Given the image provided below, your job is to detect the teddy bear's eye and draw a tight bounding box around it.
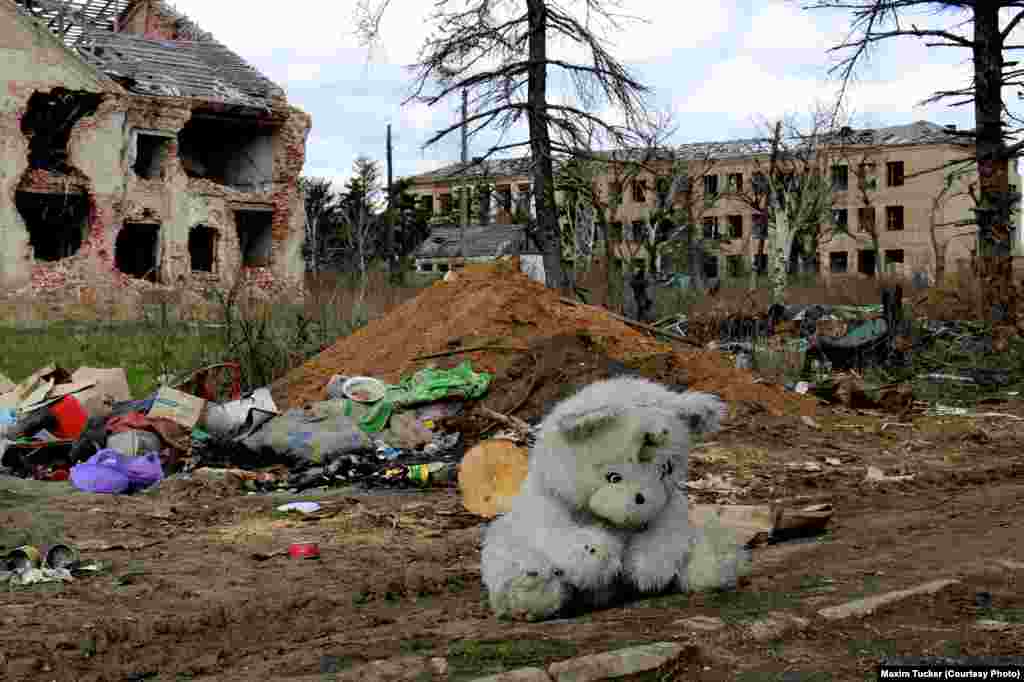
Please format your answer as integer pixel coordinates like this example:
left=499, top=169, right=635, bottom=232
left=606, top=472, right=622, bottom=484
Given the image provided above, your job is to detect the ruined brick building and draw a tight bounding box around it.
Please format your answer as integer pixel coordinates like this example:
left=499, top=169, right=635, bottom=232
left=1, top=0, right=310, bottom=313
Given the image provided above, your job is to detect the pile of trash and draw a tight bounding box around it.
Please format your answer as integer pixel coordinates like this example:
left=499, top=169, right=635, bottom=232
left=1, top=360, right=487, bottom=495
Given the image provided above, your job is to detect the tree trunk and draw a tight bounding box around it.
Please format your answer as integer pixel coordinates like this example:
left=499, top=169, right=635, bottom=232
left=973, top=4, right=1016, bottom=324
left=526, top=0, right=565, bottom=291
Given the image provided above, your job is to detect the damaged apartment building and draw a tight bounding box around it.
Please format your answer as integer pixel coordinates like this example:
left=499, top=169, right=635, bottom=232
left=0, top=0, right=310, bottom=312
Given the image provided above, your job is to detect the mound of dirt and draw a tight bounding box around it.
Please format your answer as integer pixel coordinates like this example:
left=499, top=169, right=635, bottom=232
left=271, top=261, right=815, bottom=422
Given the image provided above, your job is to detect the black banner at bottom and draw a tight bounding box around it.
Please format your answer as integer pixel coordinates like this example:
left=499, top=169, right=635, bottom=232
left=879, top=657, right=1024, bottom=681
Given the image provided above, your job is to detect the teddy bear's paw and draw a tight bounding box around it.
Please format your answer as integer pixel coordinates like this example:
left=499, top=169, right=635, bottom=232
left=494, top=571, right=570, bottom=622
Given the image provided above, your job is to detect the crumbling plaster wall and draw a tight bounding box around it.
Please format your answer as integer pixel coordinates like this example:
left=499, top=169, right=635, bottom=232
left=0, top=0, right=114, bottom=291
left=0, top=17, right=311, bottom=310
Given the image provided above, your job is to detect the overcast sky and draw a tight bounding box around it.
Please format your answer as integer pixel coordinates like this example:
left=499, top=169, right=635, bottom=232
left=168, top=0, right=1018, bottom=189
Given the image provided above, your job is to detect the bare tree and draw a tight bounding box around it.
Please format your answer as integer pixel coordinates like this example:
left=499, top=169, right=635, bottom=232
left=358, top=0, right=652, bottom=291
left=803, top=0, right=1024, bottom=324
left=299, top=176, right=340, bottom=277
left=759, top=113, right=836, bottom=304
left=928, top=162, right=981, bottom=282
left=337, top=157, right=385, bottom=313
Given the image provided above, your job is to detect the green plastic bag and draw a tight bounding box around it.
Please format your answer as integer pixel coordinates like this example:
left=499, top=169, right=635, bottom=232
left=340, top=361, right=492, bottom=434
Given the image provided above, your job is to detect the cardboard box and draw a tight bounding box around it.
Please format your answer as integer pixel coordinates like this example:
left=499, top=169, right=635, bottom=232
left=148, top=386, right=206, bottom=429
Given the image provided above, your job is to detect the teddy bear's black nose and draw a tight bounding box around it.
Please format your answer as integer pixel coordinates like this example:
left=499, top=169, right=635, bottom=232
left=635, top=493, right=645, bottom=505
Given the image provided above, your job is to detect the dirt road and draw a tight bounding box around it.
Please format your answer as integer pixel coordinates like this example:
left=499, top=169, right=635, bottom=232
left=2, top=403, right=1022, bottom=681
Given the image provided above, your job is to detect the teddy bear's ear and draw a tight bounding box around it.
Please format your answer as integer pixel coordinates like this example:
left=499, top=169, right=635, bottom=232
left=674, top=392, right=727, bottom=435
left=556, top=404, right=624, bottom=441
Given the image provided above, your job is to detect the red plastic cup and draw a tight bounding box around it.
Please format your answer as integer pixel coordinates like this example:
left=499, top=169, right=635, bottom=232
left=288, top=542, right=320, bottom=559
left=50, top=396, right=88, bottom=439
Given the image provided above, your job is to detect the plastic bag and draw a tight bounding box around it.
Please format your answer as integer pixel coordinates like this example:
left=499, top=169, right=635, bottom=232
left=240, top=409, right=373, bottom=467
left=69, top=449, right=163, bottom=494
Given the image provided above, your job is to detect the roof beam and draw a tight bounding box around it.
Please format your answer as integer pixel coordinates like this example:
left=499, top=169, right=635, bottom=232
left=23, top=0, right=114, bottom=37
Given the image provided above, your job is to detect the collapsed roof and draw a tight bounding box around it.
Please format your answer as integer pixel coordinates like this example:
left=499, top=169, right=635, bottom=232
left=13, top=0, right=285, bottom=109
left=413, top=224, right=539, bottom=259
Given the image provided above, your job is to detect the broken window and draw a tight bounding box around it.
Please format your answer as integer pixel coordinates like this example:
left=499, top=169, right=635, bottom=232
left=497, top=185, right=512, bottom=212
left=178, top=113, right=275, bottom=191
left=858, top=249, right=877, bottom=276
left=21, top=88, right=102, bottom=171
left=418, top=262, right=433, bottom=272
left=235, top=209, right=273, bottom=267
left=133, top=131, right=173, bottom=180
left=886, top=161, right=905, bottom=187
left=189, top=225, right=217, bottom=272
left=832, top=208, right=848, bottom=231
left=726, top=215, right=743, bottom=239
left=115, top=223, right=160, bottom=282
left=703, top=254, right=719, bottom=279
left=727, top=173, right=743, bottom=193
left=886, top=205, right=905, bottom=231
left=703, top=175, right=718, bottom=206
left=829, top=251, right=848, bottom=273
left=726, top=255, right=743, bottom=277
left=15, top=191, right=90, bottom=261
left=478, top=186, right=492, bottom=225
left=885, top=249, right=905, bottom=271
left=702, top=216, right=719, bottom=239
left=831, top=165, right=849, bottom=191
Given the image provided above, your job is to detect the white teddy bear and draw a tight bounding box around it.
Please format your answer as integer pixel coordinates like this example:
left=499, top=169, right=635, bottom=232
left=481, top=376, right=752, bottom=621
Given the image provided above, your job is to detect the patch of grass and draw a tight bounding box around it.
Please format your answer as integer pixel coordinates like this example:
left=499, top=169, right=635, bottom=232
left=400, top=638, right=439, bottom=656
left=704, top=589, right=800, bottom=624
left=0, top=509, right=66, bottom=550
left=942, top=640, right=964, bottom=658
left=447, top=639, right=578, bottom=681
left=846, top=637, right=897, bottom=659
left=112, top=560, right=147, bottom=587
left=797, top=575, right=834, bottom=591
left=352, top=590, right=372, bottom=606
left=446, top=574, right=466, bottom=593
left=979, top=607, right=1024, bottom=623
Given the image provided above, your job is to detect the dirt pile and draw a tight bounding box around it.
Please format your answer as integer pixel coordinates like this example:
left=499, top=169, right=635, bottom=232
left=270, top=261, right=816, bottom=421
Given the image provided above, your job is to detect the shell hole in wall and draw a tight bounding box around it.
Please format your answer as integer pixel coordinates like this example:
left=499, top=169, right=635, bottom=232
left=133, top=133, right=172, bottom=179
left=178, top=112, right=277, bottom=192
left=15, top=190, right=90, bottom=261
left=115, top=223, right=160, bottom=282
left=21, top=89, right=103, bottom=172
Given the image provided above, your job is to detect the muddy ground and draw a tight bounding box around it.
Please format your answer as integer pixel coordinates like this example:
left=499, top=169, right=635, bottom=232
left=2, top=399, right=1023, bottom=682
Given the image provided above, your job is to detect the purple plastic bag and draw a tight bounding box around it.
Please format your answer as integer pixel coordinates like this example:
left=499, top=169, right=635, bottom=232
left=123, top=452, right=164, bottom=489
left=70, top=449, right=163, bottom=494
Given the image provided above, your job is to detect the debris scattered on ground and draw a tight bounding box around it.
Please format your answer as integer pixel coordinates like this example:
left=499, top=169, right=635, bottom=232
left=865, top=465, right=915, bottom=484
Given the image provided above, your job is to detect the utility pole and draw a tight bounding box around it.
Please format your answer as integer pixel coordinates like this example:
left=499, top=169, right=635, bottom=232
left=385, top=123, right=396, bottom=281
left=459, top=89, right=469, bottom=230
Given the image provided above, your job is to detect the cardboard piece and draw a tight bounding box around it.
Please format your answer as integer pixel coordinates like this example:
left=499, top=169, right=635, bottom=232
left=689, top=504, right=775, bottom=547
left=148, top=386, right=206, bottom=429
left=458, top=439, right=531, bottom=518
left=0, top=365, right=95, bottom=414
left=71, top=367, right=132, bottom=418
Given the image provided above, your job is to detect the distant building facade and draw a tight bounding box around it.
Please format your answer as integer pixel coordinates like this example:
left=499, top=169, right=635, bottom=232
left=403, top=121, right=1022, bottom=283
